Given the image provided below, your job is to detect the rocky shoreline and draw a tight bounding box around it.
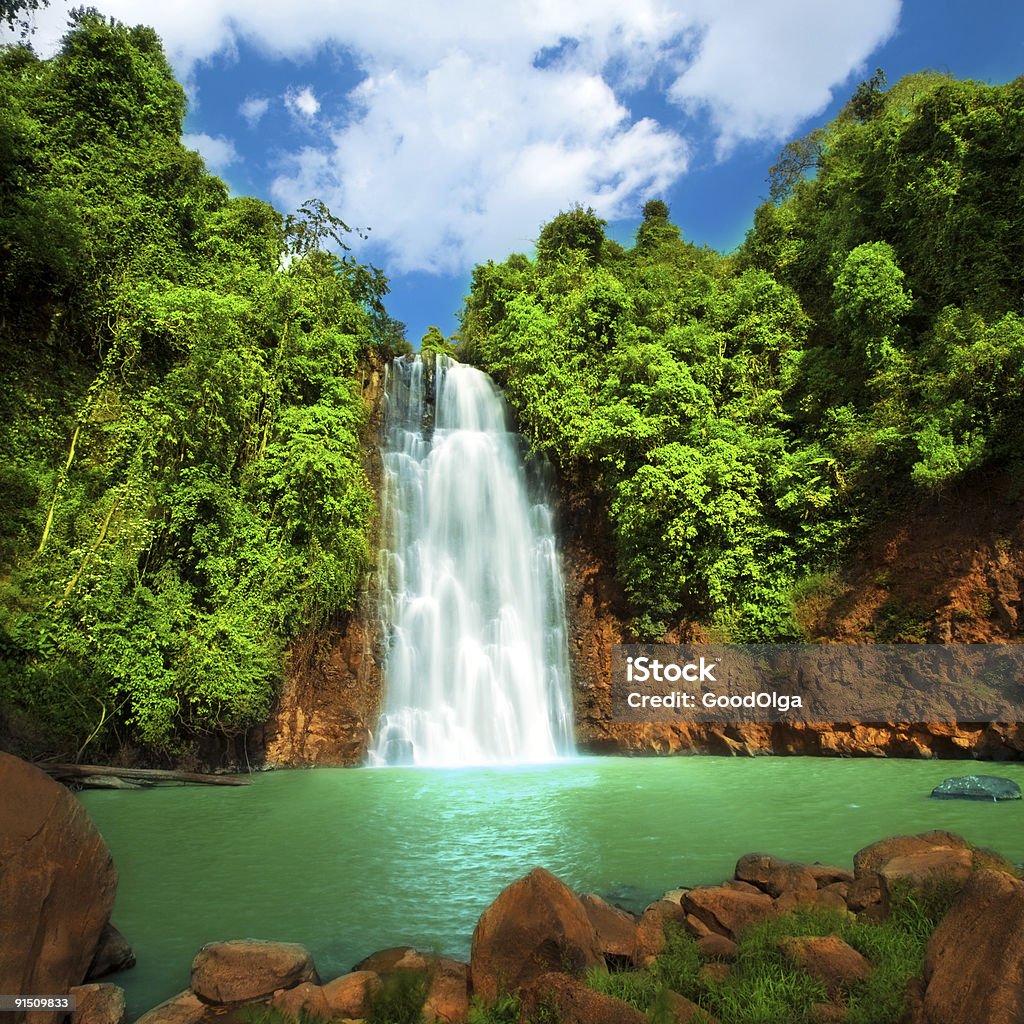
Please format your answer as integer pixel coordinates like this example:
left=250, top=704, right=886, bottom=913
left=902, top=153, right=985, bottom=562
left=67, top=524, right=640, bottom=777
left=4, top=751, right=1023, bottom=1024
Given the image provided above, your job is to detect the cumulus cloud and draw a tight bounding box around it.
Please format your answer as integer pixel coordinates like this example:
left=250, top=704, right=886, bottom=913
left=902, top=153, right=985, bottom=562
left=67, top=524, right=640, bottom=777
left=239, top=95, right=270, bottom=126
left=284, top=85, right=320, bottom=119
left=182, top=132, right=239, bottom=172
left=23, top=1, right=902, bottom=273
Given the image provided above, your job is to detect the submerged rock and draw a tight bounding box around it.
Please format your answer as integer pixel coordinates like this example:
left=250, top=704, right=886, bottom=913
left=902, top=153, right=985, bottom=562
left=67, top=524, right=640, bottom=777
left=930, top=774, right=1021, bottom=801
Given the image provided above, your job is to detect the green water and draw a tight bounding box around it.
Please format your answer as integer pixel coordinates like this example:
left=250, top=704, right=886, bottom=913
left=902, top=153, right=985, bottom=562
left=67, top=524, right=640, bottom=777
left=79, top=757, right=1024, bottom=1019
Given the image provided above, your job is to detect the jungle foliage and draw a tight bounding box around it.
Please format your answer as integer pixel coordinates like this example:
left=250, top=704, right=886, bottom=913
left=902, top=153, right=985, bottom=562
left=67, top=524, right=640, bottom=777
left=0, top=12, right=401, bottom=757
left=459, top=72, right=1024, bottom=640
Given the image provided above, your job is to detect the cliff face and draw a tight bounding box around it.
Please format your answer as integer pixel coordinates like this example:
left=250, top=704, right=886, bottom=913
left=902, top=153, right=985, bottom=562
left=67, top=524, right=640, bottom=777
left=258, top=354, right=387, bottom=767
left=556, top=467, right=1024, bottom=760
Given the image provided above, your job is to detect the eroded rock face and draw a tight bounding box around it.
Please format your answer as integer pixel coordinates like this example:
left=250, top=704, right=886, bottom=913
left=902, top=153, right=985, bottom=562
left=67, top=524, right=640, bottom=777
left=923, top=869, right=1024, bottom=1024
left=190, top=940, right=318, bottom=1004
left=0, top=753, right=118, bottom=1024
left=469, top=868, right=604, bottom=1003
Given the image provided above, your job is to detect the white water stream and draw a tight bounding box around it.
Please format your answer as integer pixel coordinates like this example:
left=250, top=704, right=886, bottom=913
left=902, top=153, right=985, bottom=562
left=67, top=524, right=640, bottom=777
left=369, top=354, right=575, bottom=766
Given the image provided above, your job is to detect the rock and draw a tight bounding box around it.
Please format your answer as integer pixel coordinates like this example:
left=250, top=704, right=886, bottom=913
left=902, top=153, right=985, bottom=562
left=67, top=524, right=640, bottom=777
left=86, top=924, right=136, bottom=980
left=350, top=947, right=468, bottom=1022
left=469, top=869, right=604, bottom=1002
left=0, top=753, right=118, bottom=1024
left=682, top=886, right=775, bottom=941
left=923, top=868, right=1024, bottom=1024
left=778, top=936, right=871, bottom=999
left=580, top=894, right=638, bottom=962
left=684, top=913, right=712, bottom=940
left=68, top=984, right=126, bottom=1024
left=930, top=774, right=1021, bottom=801
left=853, top=832, right=971, bottom=878
left=520, top=972, right=647, bottom=1024
left=807, top=865, right=855, bottom=887
left=354, top=946, right=429, bottom=974
left=271, top=982, right=330, bottom=1019
left=844, top=875, right=882, bottom=913
left=633, top=900, right=687, bottom=965
left=878, top=848, right=974, bottom=909
left=322, top=971, right=382, bottom=1018
left=774, top=886, right=851, bottom=917
left=422, top=958, right=470, bottom=1024
left=190, top=939, right=318, bottom=1004
left=735, top=853, right=818, bottom=898
left=134, top=991, right=208, bottom=1024
left=662, top=989, right=719, bottom=1023
left=696, top=934, right=738, bottom=961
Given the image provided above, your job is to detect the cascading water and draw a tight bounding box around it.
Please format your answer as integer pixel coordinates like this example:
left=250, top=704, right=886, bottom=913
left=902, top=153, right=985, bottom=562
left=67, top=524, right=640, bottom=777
left=370, top=354, right=575, bottom=766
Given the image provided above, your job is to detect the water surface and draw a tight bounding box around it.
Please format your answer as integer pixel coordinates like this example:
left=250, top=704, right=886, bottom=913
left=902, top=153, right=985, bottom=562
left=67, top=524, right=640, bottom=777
left=80, top=756, right=1024, bottom=1018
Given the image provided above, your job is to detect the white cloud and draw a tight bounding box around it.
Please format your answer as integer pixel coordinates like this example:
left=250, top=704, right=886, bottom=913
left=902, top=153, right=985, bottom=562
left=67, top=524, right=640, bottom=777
left=284, top=85, right=320, bottom=119
left=239, top=96, right=270, bottom=126
left=22, top=1, right=902, bottom=273
left=182, top=132, right=239, bottom=172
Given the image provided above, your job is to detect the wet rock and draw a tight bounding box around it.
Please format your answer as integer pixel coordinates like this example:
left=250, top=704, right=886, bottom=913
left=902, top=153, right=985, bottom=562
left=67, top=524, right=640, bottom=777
left=469, top=868, right=604, bottom=1002
left=190, top=939, right=318, bottom=1004
left=520, top=972, right=646, bottom=1024
left=0, top=753, right=118, bottom=1024
left=778, top=935, right=871, bottom=998
left=68, top=984, right=126, bottom=1024
left=923, top=869, right=1024, bottom=1024
left=930, top=775, right=1021, bottom=801
left=86, top=924, right=135, bottom=981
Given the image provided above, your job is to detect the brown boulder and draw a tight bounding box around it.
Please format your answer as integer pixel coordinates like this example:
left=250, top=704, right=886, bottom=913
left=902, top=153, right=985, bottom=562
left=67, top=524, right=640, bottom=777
left=134, top=991, right=208, bottom=1024
left=422, top=958, right=470, bottom=1024
left=271, top=982, right=330, bottom=1019
left=580, top=894, right=638, bottom=961
left=735, top=853, right=818, bottom=897
left=682, top=886, right=775, bottom=941
left=470, top=868, right=604, bottom=1002
left=68, top=984, right=126, bottom=1024
left=0, top=753, right=118, bottom=1024
left=853, top=832, right=970, bottom=878
left=696, top=934, right=738, bottom=961
left=923, top=869, right=1024, bottom=1024
left=633, top=900, right=687, bottom=965
left=878, top=848, right=974, bottom=911
left=807, top=865, right=855, bottom=887
left=86, top=924, right=136, bottom=980
left=322, top=971, right=382, bottom=1018
left=778, top=935, right=871, bottom=999
left=354, top=946, right=428, bottom=973
left=190, top=940, right=318, bottom=1004
left=662, top=989, right=719, bottom=1023
left=520, top=972, right=646, bottom=1024
left=845, top=875, right=882, bottom=913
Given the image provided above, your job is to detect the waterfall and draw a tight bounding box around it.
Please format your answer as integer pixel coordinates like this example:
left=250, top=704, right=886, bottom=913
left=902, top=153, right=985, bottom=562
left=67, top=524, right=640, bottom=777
left=369, top=354, right=575, bottom=766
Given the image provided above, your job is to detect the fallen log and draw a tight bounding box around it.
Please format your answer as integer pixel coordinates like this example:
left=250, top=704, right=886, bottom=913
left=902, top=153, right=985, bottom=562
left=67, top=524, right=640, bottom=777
left=40, top=763, right=253, bottom=787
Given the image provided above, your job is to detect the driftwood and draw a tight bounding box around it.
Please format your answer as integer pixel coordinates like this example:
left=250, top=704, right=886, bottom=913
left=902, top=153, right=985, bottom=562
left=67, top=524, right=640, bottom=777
left=41, top=763, right=253, bottom=787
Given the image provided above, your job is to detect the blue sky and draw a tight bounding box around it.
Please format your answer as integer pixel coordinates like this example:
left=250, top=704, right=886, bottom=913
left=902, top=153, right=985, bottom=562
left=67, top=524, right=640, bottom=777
left=14, top=1, right=1024, bottom=346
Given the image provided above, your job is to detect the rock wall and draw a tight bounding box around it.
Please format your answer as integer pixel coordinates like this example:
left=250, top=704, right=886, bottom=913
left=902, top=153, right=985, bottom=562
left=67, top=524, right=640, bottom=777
left=555, top=467, right=1024, bottom=760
